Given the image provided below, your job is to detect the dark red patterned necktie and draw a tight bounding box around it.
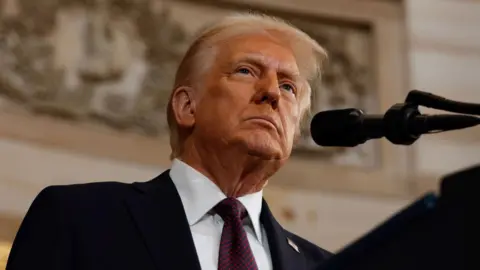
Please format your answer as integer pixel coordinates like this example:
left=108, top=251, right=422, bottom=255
left=214, top=197, right=259, bottom=270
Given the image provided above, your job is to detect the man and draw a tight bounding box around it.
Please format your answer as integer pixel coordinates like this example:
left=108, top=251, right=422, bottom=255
left=7, top=13, right=331, bottom=270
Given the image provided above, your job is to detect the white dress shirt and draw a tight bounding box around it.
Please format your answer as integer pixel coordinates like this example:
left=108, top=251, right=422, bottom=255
left=169, top=159, right=272, bottom=270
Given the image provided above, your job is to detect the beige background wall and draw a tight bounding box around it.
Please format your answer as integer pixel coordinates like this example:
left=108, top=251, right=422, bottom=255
left=0, top=0, right=479, bottom=255
left=407, top=0, right=480, bottom=180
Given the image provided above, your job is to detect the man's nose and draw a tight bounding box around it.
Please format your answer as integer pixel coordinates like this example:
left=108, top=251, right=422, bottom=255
left=253, top=74, right=281, bottom=109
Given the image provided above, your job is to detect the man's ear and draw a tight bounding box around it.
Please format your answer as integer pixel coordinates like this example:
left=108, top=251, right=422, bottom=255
left=171, top=86, right=197, bottom=128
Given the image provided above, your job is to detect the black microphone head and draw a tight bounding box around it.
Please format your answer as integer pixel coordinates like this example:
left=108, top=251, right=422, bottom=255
left=310, top=108, right=367, bottom=147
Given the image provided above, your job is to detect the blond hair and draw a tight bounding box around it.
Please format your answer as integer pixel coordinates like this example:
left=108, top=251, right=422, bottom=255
left=167, top=13, right=327, bottom=159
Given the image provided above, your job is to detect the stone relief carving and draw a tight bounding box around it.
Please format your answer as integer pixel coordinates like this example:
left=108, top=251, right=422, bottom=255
left=0, top=0, right=378, bottom=167
left=0, top=0, right=187, bottom=135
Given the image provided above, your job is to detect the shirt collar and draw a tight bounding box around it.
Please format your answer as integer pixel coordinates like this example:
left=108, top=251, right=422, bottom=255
left=169, top=158, right=264, bottom=243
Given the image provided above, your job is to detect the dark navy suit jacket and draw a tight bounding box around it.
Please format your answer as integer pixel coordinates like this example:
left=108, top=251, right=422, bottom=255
left=7, top=170, right=332, bottom=269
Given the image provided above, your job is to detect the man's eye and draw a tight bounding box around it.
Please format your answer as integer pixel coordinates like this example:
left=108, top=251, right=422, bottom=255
left=236, top=68, right=252, bottom=75
left=280, top=83, right=295, bottom=94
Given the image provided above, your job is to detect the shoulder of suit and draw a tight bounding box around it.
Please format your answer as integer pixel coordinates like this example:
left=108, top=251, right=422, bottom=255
left=283, top=229, right=333, bottom=260
left=35, top=181, right=136, bottom=208
left=43, top=181, right=132, bottom=194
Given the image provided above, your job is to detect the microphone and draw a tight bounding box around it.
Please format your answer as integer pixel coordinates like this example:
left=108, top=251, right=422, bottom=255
left=310, top=106, right=480, bottom=147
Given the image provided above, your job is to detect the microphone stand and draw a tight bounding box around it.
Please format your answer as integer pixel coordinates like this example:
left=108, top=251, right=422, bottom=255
left=382, top=90, right=480, bottom=145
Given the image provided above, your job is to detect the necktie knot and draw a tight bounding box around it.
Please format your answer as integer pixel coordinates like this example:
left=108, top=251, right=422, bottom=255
left=214, top=197, right=247, bottom=222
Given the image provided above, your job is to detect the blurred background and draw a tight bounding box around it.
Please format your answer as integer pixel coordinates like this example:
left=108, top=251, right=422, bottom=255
left=0, top=0, right=479, bottom=266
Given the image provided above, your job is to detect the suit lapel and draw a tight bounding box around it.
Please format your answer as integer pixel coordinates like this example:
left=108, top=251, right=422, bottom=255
left=261, top=199, right=307, bottom=270
left=125, top=171, right=201, bottom=270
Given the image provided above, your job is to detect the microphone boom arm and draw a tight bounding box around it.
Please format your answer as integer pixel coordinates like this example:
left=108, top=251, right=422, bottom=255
left=309, top=90, right=480, bottom=147
left=381, top=90, right=480, bottom=145
left=406, top=90, right=480, bottom=116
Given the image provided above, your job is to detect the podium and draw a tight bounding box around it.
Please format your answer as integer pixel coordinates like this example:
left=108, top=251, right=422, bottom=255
left=317, top=165, right=477, bottom=270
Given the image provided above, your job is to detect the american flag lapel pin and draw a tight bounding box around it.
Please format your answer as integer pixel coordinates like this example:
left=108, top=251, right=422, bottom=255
left=287, top=238, right=300, bottom=253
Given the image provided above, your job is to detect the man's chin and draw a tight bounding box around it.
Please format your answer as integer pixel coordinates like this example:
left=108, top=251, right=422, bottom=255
left=231, top=135, right=288, bottom=160
left=246, top=146, right=285, bottom=161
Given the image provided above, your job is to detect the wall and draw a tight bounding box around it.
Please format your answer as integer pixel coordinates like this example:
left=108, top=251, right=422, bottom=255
left=407, top=0, right=480, bottom=185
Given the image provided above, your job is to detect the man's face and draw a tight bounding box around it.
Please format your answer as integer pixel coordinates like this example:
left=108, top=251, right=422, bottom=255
left=192, top=32, right=303, bottom=160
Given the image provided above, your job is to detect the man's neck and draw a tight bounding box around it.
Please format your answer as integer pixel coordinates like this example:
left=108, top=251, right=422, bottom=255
left=179, top=140, right=283, bottom=198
